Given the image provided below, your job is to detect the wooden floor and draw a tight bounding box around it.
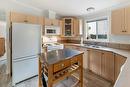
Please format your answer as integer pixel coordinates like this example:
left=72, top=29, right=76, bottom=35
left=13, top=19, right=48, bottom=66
left=0, top=61, right=113, bottom=87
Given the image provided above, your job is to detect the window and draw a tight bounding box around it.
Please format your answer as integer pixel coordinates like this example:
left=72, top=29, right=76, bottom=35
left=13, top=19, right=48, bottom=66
left=86, top=19, right=108, bottom=40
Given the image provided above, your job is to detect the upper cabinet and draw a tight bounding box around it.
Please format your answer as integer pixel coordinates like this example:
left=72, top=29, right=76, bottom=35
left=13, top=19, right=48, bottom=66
left=45, top=18, right=59, bottom=26
left=10, top=12, right=44, bottom=25
left=61, top=17, right=79, bottom=37
left=111, top=6, right=130, bottom=35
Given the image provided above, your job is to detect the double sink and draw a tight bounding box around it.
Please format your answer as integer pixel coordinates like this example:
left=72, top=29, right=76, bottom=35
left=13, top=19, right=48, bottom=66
left=82, top=44, right=101, bottom=48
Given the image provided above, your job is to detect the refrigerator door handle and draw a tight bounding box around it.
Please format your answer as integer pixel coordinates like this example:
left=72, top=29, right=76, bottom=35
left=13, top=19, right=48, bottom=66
left=13, top=56, right=37, bottom=62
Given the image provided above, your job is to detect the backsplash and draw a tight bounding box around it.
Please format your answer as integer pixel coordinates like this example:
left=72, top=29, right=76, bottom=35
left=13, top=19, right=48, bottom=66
left=42, top=36, right=68, bottom=43
left=58, top=37, right=130, bottom=50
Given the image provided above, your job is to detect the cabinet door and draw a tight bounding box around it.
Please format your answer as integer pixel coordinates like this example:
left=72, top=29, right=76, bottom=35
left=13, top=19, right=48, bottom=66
left=52, top=19, right=59, bottom=26
left=62, top=18, right=74, bottom=37
left=10, top=12, right=27, bottom=23
left=38, top=17, right=45, bottom=25
left=111, top=8, right=125, bottom=34
left=101, top=52, right=115, bottom=82
left=45, top=19, right=52, bottom=26
left=27, top=15, right=38, bottom=24
left=74, top=19, right=79, bottom=36
left=59, top=20, right=63, bottom=36
left=125, top=6, right=130, bottom=34
left=79, top=47, right=88, bottom=69
left=89, top=49, right=102, bottom=75
left=0, top=38, right=5, bottom=56
left=115, top=54, right=126, bottom=81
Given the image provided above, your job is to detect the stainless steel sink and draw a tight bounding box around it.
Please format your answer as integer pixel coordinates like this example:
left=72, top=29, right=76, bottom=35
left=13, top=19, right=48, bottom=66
left=91, top=45, right=100, bottom=48
left=83, top=44, right=101, bottom=48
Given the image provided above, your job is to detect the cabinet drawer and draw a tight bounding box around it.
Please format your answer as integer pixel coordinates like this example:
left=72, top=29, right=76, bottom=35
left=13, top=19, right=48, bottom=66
left=71, top=55, right=81, bottom=65
left=53, top=59, right=70, bottom=73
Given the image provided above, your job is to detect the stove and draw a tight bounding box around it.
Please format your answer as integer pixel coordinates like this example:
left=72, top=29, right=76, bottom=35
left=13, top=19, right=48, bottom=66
left=43, top=43, right=64, bottom=52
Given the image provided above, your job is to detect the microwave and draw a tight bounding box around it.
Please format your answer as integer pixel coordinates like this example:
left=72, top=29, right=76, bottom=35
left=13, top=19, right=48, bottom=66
left=45, top=26, right=60, bottom=35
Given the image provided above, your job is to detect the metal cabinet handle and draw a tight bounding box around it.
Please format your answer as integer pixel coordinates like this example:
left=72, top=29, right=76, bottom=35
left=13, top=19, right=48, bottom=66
left=24, top=20, right=28, bottom=23
left=122, top=30, right=127, bottom=32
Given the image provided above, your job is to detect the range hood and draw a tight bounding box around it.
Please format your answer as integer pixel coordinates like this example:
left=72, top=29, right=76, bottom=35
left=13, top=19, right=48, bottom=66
left=45, top=10, right=56, bottom=19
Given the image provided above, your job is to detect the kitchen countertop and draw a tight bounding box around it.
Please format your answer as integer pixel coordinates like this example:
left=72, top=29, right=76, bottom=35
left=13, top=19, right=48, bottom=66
left=63, top=43, right=130, bottom=87
left=39, top=48, right=83, bottom=65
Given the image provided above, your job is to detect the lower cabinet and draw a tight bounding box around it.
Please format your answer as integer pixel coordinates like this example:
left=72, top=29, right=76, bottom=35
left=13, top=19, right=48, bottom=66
left=88, top=49, right=126, bottom=83
left=114, top=54, right=126, bottom=81
left=88, top=49, right=102, bottom=75
left=101, top=51, right=115, bottom=82
left=65, top=45, right=126, bottom=83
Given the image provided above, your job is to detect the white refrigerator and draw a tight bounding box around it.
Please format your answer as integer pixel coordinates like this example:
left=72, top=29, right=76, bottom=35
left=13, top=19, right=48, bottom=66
left=11, top=23, right=41, bottom=86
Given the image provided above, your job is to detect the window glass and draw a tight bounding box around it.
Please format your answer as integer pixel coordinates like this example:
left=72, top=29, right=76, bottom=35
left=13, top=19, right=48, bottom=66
left=87, top=22, right=96, bottom=39
left=97, top=20, right=108, bottom=39
left=86, top=19, right=108, bottom=40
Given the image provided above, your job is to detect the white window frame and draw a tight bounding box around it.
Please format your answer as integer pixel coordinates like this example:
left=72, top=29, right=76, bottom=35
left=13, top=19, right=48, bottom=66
left=86, top=18, right=109, bottom=42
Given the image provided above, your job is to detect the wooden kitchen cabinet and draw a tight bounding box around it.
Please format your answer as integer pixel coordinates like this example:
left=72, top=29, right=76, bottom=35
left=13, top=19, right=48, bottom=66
left=59, top=20, right=63, bottom=36
left=111, top=8, right=124, bottom=34
left=73, top=18, right=80, bottom=36
left=88, top=49, right=102, bottom=75
left=125, top=6, right=130, bottom=34
left=101, top=51, right=115, bottom=82
left=111, top=6, right=130, bottom=35
left=62, top=17, right=79, bottom=37
left=0, top=38, right=5, bottom=57
left=38, top=17, right=45, bottom=25
left=45, top=18, right=59, bottom=26
left=10, top=12, right=39, bottom=24
left=88, top=49, right=115, bottom=82
left=114, top=54, right=126, bottom=81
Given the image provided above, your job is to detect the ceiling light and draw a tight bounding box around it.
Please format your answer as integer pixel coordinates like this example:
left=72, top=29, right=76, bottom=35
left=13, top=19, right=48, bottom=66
left=86, top=7, right=95, bottom=12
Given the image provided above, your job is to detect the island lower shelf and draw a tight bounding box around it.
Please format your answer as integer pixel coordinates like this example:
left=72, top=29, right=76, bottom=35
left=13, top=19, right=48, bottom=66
left=38, top=51, right=83, bottom=87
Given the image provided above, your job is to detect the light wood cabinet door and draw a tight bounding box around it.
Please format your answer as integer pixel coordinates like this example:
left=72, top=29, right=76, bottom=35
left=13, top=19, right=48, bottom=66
left=115, top=54, right=126, bottom=81
left=45, top=19, right=59, bottom=26
left=10, top=12, right=27, bottom=23
left=59, top=20, right=63, bottom=36
left=89, top=49, right=102, bottom=75
left=125, top=6, right=130, bottom=34
left=27, top=15, right=38, bottom=24
left=52, top=19, right=59, bottom=26
left=10, top=12, right=39, bottom=24
left=111, top=8, right=125, bottom=34
left=0, top=38, right=5, bottom=57
left=73, top=18, right=79, bottom=36
left=38, top=17, right=45, bottom=25
left=101, top=51, right=115, bottom=82
left=45, top=18, right=52, bottom=26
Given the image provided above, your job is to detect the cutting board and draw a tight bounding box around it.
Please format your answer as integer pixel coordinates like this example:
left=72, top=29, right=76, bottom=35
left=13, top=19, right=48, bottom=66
left=0, top=38, right=5, bottom=57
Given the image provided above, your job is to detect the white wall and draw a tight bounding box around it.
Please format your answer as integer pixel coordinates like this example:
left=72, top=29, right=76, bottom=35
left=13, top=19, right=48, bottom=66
left=0, top=0, right=43, bottom=16
left=83, top=2, right=130, bottom=44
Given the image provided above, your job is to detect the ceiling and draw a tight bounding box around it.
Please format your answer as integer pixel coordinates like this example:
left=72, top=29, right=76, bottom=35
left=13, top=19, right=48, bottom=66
left=14, top=0, right=129, bottom=16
